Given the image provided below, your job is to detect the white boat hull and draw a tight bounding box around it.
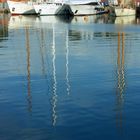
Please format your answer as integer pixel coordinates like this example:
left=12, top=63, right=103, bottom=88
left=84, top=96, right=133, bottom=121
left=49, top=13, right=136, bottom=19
left=115, top=7, right=136, bottom=17
left=65, top=2, right=106, bottom=16
left=33, top=3, right=73, bottom=16
left=7, top=0, right=36, bottom=15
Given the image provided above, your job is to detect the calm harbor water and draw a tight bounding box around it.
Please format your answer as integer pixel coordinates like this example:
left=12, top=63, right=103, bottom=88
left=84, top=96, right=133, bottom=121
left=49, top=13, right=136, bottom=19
left=1, top=13, right=140, bottom=140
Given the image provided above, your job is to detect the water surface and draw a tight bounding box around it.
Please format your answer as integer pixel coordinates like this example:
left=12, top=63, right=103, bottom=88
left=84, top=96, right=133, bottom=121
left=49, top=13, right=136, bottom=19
left=0, top=14, right=140, bottom=140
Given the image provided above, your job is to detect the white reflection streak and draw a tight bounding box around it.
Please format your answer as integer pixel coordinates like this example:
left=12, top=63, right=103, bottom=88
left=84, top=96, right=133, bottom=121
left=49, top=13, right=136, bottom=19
left=52, top=25, right=57, bottom=126
left=66, top=29, right=70, bottom=95
left=40, top=29, right=46, bottom=76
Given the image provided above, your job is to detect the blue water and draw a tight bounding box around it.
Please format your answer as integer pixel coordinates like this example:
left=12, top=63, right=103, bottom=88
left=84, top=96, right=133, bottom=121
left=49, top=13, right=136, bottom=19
left=1, top=14, right=140, bottom=140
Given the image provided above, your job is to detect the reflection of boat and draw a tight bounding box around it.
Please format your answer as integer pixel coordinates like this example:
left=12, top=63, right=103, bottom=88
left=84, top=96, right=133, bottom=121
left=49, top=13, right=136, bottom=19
left=7, top=0, right=36, bottom=15
left=8, top=15, right=73, bottom=30
left=56, top=15, right=73, bottom=23
left=71, top=15, right=105, bottom=24
left=36, top=15, right=73, bottom=23
left=65, top=0, right=106, bottom=16
left=115, top=16, right=136, bottom=24
left=8, top=15, right=37, bottom=29
left=33, top=0, right=73, bottom=16
left=71, top=15, right=96, bottom=23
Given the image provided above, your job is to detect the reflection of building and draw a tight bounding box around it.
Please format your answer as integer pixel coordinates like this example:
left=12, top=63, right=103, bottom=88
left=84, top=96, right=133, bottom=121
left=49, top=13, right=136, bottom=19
left=116, top=32, right=125, bottom=133
left=0, top=14, right=9, bottom=38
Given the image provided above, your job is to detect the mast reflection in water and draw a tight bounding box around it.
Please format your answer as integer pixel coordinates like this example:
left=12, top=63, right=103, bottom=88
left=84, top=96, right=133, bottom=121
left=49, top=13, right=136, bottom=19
left=0, top=14, right=9, bottom=38
left=25, top=26, right=32, bottom=114
left=116, top=32, right=126, bottom=133
left=51, top=24, right=57, bottom=126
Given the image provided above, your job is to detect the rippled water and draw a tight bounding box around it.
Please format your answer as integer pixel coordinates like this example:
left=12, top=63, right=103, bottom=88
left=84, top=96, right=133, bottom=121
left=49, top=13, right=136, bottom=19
left=1, top=13, right=140, bottom=140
